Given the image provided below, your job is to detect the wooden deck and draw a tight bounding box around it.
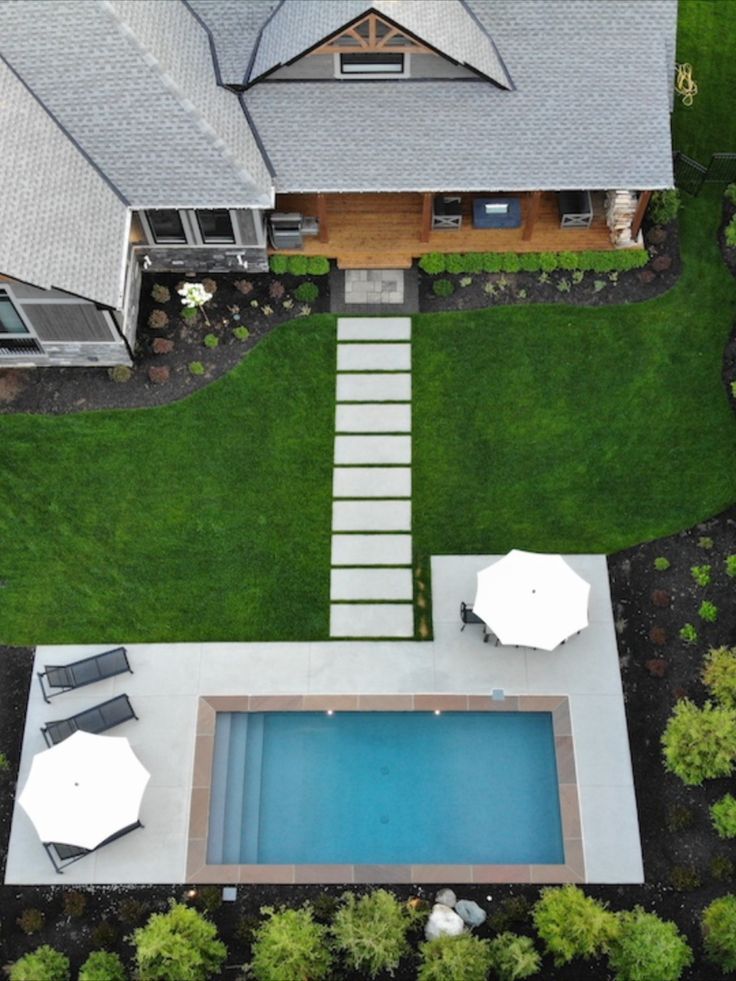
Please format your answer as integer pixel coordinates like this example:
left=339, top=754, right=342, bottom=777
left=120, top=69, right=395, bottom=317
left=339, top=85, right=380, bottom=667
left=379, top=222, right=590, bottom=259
left=273, top=192, right=613, bottom=268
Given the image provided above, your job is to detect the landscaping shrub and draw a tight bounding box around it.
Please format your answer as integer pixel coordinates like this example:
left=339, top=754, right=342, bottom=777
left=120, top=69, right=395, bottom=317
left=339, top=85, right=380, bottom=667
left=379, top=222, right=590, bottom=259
left=17, top=907, right=45, bottom=934
left=0, top=749, right=9, bottom=769
left=432, top=278, right=455, bottom=296
left=232, top=325, right=250, bottom=341
left=193, top=885, right=222, bottom=917
left=463, top=252, right=486, bottom=273
left=78, top=950, right=126, bottom=981
left=331, top=889, right=413, bottom=977
left=10, top=946, right=70, bottom=981
left=519, top=252, right=541, bottom=272
left=268, top=254, right=288, bottom=274
left=417, top=934, right=493, bottom=981
left=661, top=699, right=736, bottom=785
left=203, top=333, right=218, bottom=349
left=132, top=902, right=227, bottom=981
left=726, top=216, right=736, bottom=248
left=250, top=906, right=332, bottom=981
left=649, top=189, right=681, bottom=225
left=147, top=309, right=169, bottom=330
left=181, top=306, right=197, bottom=320
left=699, top=600, right=718, bottom=622
left=459, top=276, right=473, bottom=287
left=188, top=361, right=205, bottom=376
left=665, top=804, right=695, bottom=832
left=698, top=535, right=714, bottom=549
left=234, top=278, right=254, bottom=295
left=91, top=921, right=118, bottom=949
left=306, top=256, right=330, bottom=276
left=725, top=183, right=736, bottom=206
left=654, top=557, right=671, bottom=571
left=117, top=897, right=149, bottom=926
left=295, top=282, right=319, bottom=303
left=532, top=885, right=618, bottom=966
left=607, top=907, right=692, bottom=981
left=481, top=252, right=504, bottom=273
left=557, top=251, right=580, bottom=271
left=679, top=623, right=698, bottom=644
left=539, top=252, right=558, bottom=272
left=702, top=646, right=736, bottom=707
left=418, top=252, right=446, bottom=274
left=711, top=793, right=736, bottom=838
left=487, top=932, right=541, bottom=980
left=151, top=283, right=170, bottom=304
left=501, top=252, right=522, bottom=273
left=702, top=894, right=736, bottom=972
left=710, top=854, right=736, bottom=880
left=691, top=564, right=711, bottom=586
left=286, top=255, right=309, bottom=276
left=670, top=865, right=701, bottom=892
left=63, top=889, right=87, bottom=918
left=268, top=280, right=285, bottom=300
left=445, top=253, right=466, bottom=274
left=726, top=554, right=736, bottom=577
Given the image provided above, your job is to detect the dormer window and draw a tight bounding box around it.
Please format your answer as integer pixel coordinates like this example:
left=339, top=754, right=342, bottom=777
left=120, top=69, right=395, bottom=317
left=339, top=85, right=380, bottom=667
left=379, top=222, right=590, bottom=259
left=339, top=52, right=406, bottom=76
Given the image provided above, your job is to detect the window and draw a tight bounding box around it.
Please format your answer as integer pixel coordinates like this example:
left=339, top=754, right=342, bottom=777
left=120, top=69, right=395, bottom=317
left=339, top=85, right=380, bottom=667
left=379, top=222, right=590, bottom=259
left=146, top=210, right=187, bottom=244
left=196, top=209, right=235, bottom=244
left=340, top=53, right=405, bottom=75
left=0, top=289, right=41, bottom=354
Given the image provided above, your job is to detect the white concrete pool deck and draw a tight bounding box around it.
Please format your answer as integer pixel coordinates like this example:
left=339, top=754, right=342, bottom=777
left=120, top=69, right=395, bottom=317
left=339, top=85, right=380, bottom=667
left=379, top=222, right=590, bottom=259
left=5, top=553, right=643, bottom=885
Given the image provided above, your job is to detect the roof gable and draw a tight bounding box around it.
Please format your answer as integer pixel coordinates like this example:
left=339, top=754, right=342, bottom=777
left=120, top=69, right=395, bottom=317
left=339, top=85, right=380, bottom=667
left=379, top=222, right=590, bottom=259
left=246, top=0, right=512, bottom=89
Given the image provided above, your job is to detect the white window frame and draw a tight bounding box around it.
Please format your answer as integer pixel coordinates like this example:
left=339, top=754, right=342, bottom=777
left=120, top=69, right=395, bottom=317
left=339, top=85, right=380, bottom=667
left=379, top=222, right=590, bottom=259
left=140, top=208, right=191, bottom=245
left=0, top=286, right=44, bottom=353
left=334, top=51, right=410, bottom=79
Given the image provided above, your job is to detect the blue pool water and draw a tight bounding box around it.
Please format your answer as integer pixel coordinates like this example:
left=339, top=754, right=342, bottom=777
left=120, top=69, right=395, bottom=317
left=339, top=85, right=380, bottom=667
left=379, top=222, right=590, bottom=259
left=207, top=712, right=564, bottom=865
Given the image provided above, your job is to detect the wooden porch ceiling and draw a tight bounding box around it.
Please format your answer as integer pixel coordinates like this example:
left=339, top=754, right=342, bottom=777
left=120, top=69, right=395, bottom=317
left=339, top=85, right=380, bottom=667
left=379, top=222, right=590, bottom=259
left=273, top=192, right=613, bottom=268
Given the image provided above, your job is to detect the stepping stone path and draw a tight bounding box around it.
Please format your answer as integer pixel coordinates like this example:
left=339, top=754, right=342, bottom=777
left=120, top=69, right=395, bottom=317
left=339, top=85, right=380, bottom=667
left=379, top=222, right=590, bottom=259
left=330, top=316, right=414, bottom=638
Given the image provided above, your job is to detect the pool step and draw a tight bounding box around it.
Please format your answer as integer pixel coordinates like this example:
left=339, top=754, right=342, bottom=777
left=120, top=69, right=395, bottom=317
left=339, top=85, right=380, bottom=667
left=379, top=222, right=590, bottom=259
left=240, top=714, right=265, bottom=864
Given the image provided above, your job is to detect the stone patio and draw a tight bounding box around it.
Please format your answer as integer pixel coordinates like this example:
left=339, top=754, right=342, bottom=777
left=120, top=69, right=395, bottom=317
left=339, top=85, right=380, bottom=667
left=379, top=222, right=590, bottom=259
left=5, top=554, right=643, bottom=885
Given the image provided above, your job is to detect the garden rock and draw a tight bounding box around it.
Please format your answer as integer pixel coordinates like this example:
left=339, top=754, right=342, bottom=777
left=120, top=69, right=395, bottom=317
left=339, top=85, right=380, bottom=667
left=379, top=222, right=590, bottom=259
left=646, top=658, right=668, bottom=678
left=147, top=365, right=170, bottom=385
left=425, top=904, right=465, bottom=940
left=435, top=888, right=456, bottom=907
left=455, top=899, right=486, bottom=928
left=152, top=338, right=174, bottom=355
left=652, top=254, right=673, bottom=272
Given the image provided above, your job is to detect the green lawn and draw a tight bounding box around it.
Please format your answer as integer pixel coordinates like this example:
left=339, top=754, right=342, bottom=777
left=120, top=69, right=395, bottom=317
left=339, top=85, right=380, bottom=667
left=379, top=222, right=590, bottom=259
left=1, top=316, right=336, bottom=644
left=672, top=0, right=736, bottom=161
left=413, top=191, right=736, bottom=558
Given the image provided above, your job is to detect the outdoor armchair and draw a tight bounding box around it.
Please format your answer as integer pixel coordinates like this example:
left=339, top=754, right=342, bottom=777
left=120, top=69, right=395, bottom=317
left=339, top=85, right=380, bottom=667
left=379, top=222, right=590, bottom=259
left=37, top=646, right=132, bottom=702
left=460, top=601, right=485, bottom=630
left=41, top=694, right=138, bottom=747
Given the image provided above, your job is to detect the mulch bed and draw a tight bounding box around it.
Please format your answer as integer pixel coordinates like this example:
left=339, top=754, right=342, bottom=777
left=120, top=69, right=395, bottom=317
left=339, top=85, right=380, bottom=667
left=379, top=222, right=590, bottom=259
left=2, top=509, right=736, bottom=978
left=0, top=271, right=330, bottom=415
left=418, top=220, right=680, bottom=313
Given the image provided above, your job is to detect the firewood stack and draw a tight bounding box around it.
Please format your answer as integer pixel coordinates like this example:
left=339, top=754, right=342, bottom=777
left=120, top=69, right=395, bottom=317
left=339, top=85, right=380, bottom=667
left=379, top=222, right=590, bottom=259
left=605, top=190, right=639, bottom=247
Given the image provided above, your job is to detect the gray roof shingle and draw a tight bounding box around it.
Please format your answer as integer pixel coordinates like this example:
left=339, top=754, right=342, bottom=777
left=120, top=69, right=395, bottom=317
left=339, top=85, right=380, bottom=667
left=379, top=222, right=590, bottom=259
left=248, top=0, right=512, bottom=88
left=187, top=0, right=278, bottom=85
left=0, top=0, right=273, bottom=208
left=0, top=56, right=129, bottom=308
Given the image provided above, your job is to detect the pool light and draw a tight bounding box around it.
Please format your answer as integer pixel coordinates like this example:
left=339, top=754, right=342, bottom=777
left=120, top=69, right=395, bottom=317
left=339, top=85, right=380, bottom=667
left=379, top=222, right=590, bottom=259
left=434, top=709, right=441, bottom=715
left=326, top=709, right=334, bottom=716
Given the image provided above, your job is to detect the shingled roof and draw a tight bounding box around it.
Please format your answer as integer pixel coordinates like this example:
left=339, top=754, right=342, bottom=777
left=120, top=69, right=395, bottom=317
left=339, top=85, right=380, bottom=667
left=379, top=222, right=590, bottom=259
left=245, top=0, right=512, bottom=89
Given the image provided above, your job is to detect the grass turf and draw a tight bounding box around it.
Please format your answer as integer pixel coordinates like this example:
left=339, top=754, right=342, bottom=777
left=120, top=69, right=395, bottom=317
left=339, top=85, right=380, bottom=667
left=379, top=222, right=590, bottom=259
left=672, top=0, right=736, bottom=162
left=0, top=316, right=335, bottom=644
left=413, top=191, right=736, bottom=558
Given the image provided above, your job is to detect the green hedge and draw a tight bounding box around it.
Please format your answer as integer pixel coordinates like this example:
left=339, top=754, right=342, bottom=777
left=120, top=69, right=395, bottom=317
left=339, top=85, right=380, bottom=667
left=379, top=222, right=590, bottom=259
left=418, top=249, right=649, bottom=276
left=268, top=255, right=330, bottom=276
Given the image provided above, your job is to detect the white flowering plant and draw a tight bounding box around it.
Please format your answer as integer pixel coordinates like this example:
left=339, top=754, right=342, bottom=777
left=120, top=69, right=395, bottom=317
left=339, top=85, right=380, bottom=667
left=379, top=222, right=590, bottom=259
left=178, top=282, right=213, bottom=324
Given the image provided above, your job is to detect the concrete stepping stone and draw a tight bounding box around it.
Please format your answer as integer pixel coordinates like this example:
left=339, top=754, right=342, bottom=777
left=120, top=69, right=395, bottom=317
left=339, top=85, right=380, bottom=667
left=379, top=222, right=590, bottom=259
left=333, top=467, right=411, bottom=498
left=336, top=403, right=411, bottom=433
left=336, top=373, right=411, bottom=402
left=337, top=343, right=411, bottom=372
left=331, top=567, right=413, bottom=601
left=337, top=317, right=411, bottom=341
left=334, top=435, right=411, bottom=464
left=331, top=534, right=412, bottom=566
left=332, top=500, right=411, bottom=531
left=330, top=603, right=414, bottom=638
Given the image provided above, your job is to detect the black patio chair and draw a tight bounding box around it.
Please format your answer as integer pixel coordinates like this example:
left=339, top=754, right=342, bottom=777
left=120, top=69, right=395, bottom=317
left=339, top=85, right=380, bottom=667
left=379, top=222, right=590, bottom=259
left=44, top=820, right=143, bottom=874
left=41, top=694, right=138, bottom=747
left=37, top=647, right=132, bottom=702
left=460, top=601, right=485, bottom=630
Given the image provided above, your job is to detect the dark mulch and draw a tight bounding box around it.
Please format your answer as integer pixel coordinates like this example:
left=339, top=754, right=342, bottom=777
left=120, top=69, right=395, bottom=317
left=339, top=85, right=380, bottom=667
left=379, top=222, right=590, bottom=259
left=0, top=647, right=33, bottom=882
left=418, top=220, right=680, bottom=313
left=3, top=506, right=736, bottom=977
left=0, top=271, right=330, bottom=415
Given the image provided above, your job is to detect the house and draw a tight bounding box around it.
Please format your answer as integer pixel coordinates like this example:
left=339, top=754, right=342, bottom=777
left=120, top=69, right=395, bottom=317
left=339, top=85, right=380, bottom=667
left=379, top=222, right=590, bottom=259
left=0, top=0, right=677, bottom=367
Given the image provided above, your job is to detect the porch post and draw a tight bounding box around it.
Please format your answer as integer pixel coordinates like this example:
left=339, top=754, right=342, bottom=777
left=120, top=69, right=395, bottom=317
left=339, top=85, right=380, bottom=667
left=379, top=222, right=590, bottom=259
left=420, top=192, right=432, bottom=243
left=316, top=193, right=329, bottom=243
left=522, top=190, right=541, bottom=241
left=630, top=190, right=652, bottom=241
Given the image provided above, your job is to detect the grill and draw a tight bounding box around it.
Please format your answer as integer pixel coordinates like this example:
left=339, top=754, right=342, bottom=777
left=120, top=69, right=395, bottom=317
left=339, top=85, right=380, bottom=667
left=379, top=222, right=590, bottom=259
left=268, top=212, right=319, bottom=250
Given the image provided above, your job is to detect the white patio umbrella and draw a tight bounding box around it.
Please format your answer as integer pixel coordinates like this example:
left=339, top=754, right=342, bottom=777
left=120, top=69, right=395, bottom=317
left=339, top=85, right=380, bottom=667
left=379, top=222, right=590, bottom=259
left=18, top=730, right=150, bottom=849
left=474, top=549, right=590, bottom=651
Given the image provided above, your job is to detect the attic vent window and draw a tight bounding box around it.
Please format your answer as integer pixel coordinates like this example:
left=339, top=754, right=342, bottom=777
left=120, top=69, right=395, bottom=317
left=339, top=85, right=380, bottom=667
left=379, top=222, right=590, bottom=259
left=316, top=12, right=429, bottom=56
left=340, top=53, right=405, bottom=75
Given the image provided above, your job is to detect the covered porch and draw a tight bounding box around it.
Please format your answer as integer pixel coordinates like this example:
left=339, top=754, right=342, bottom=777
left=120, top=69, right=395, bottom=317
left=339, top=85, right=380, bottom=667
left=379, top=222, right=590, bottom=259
left=272, top=191, right=620, bottom=268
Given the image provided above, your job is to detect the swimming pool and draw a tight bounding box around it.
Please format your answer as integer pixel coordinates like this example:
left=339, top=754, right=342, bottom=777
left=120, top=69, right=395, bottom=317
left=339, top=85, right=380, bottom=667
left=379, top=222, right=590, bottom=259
left=207, top=711, right=564, bottom=866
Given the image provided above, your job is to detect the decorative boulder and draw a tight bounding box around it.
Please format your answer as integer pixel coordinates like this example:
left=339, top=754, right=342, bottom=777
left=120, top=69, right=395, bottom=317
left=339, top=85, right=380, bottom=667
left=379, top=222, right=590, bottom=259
left=435, top=888, right=457, bottom=908
left=455, top=899, right=487, bottom=929
left=425, top=904, right=465, bottom=941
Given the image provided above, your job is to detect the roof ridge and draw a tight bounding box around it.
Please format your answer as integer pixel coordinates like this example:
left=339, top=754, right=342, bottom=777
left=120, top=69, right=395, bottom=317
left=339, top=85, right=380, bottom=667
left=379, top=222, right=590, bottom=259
left=99, top=0, right=265, bottom=199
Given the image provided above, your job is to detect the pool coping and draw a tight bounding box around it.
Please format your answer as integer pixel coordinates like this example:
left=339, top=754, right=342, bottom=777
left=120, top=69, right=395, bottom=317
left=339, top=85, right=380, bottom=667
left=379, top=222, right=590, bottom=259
left=186, top=693, right=584, bottom=884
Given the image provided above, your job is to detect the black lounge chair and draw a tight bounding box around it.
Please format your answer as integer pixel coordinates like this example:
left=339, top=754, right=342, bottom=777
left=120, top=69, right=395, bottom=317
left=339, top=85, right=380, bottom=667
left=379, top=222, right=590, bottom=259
left=38, top=647, right=132, bottom=703
left=460, top=601, right=484, bottom=630
left=44, top=820, right=143, bottom=874
left=41, top=694, right=138, bottom=747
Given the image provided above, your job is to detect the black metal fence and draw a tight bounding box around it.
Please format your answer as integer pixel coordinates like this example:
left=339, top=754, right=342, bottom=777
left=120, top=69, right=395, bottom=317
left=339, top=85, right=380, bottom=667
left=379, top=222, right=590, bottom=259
left=673, top=151, right=736, bottom=195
